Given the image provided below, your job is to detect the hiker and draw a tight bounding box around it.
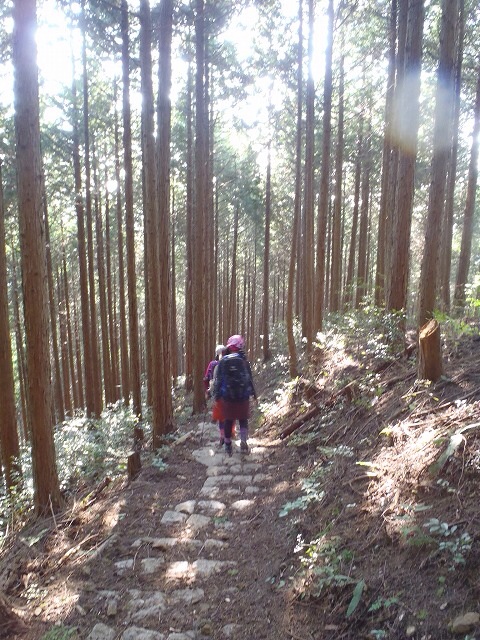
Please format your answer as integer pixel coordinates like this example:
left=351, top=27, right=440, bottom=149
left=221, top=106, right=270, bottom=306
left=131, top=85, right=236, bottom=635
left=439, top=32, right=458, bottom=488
left=204, top=344, right=227, bottom=446
left=213, top=334, right=257, bottom=456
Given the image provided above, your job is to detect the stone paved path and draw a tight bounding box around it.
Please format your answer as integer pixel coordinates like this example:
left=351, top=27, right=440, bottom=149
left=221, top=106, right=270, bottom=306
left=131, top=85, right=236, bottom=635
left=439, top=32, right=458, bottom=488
left=85, top=421, right=273, bottom=640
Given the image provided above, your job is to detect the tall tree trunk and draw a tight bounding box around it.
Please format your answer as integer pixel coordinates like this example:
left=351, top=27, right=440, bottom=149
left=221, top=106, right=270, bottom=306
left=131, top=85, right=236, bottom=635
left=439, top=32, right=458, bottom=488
left=81, top=0, right=102, bottom=417
left=286, top=0, right=302, bottom=379
left=375, top=0, right=397, bottom=306
left=0, top=160, right=21, bottom=488
left=156, top=0, right=174, bottom=432
left=315, top=0, right=334, bottom=332
left=418, top=0, right=459, bottom=326
left=302, top=0, right=315, bottom=351
left=192, top=0, right=207, bottom=413
left=94, top=152, right=113, bottom=405
left=387, top=0, right=425, bottom=316
left=72, top=43, right=93, bottom=416
left=114, top=85, right=130, bottom=406
left=184, top=59, right=194, bottom=392
left=62, top=254, right=80, bottom=410
left=344, top=129, right=362, bottom=308
left=105, top=187, right=119, bottom=401
left=121, top=0, right=141, bottom=417
left=262, top=141, right=272, bottom=362
left=330, top=54, right=345, bottom=312
left=12, top=0, right=61, bottom=513
left=440, top=0, right=465, bottom=311
left=57, top=266, right=72, bottom=416
left=44, top=200, right=64, bottom=423
left=453, top=61, right=480, bottom=307
left=356, top=117, right=371, bottom=307
left=228, top=204, right=239, bottom=335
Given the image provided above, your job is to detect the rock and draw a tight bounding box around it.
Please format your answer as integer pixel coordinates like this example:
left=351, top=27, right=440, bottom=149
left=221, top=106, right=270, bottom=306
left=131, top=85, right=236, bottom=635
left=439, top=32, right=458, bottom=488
left=160, top=511, right=188, bottom=525
left=141, top=558, right=165, bottom=574
left=86, top=623, right=115, bottom=640
left=406, top=626, right=416, bottom=637
left=126, top=591, right=167, bottom=623
left=106, top=599, right=117, bottom=617
left=168, top=587, right=204, bottom=606
left=230, top=499, right=254, bottom=511
left=175, top=500, right=196, bottom=515
left=197, top=500, right=226, bottom=515
left=222, top=623, right=242, bottom=637
left=122, top=627, right=164, bottom=640
left=186, top=514, right=211, bottom=532
left=450, top=611, right=480, bottom=634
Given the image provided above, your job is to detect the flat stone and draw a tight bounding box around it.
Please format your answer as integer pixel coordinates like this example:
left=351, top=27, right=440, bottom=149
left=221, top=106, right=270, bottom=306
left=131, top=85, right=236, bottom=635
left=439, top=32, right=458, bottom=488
left=232, top=475, right=253, bottom=485
left=106, top=599, right=118, bottom=617
left=168, top=587, right=204, bottom=606
left=132, top=537, right=155, bottom=548
left=127, top=591, right=167, bottom=623
left=161, top=511, right=188, bottom=525
left=231, top=499, right=254, bottom=511
left=223, top=488, right=241, bottom=496
left=230, top=464, right=261, bottom=474
left=115, top=559, right=134, bottom=574
left=165, top=560, right=236, bottom=581
left=203, top=539, right=228, bottom=551
left=206, top=467, right=229, bottom=477
left=167, top=634, right=195, bottom=640
left=141, top=558, right=165, bottom=574
left=87, top=624, right=115, bottom=640
left=451, top=612, right=480, bottom=634
left=186, top=514, right=211, bottom=531
left=253, top=474, right=271, bottom=483
left=199, top=486, right=221, bottom=499
left=194, top=559, right=236, bottom=578
left=203, top=475, right=233, bottom=488
left=192, top=447, right=226, bottom=467
left=222, top=623, right=243, bottom=637
left=197, top=500, right=226, bottom=515
left=122, top=628, right=165, bottom=640
left=175, top=500, right=196, bottom=515
left=245, top=486, right=260, bottom=494
left=152, top=538, right=202, bottom=552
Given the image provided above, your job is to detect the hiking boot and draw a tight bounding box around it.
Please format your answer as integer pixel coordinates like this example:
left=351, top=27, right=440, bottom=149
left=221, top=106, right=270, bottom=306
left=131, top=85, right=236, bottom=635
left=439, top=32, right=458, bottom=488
left=240, top=441, right=249, bottom=455
left=225, top=442, right=233, bottom=457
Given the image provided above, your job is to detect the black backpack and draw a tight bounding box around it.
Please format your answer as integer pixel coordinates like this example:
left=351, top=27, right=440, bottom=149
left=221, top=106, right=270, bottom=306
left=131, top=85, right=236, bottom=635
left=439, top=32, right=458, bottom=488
left=220, top=353, right=250, bottom=401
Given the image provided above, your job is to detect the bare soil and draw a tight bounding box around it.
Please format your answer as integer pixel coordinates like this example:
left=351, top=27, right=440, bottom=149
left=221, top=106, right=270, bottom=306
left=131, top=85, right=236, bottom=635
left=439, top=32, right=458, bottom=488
left=2, top=329, right=480, bottom=640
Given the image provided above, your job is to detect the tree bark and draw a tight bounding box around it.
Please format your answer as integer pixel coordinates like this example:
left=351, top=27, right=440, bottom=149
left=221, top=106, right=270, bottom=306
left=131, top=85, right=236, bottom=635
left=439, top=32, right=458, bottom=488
left=418, top=0, right=459, bottom=326
left=418, top=319, right=443, bottom=382
left=12, top=0, right=61, bottom=513
left=0, top=160, right=21, bottom=488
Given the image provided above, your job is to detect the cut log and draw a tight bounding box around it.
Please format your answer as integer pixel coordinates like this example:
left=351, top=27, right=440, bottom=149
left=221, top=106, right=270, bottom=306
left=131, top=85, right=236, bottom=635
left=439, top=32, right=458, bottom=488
left=127, top=451, right=141, bottom=481
left=418, top=319, right=443, bottom=382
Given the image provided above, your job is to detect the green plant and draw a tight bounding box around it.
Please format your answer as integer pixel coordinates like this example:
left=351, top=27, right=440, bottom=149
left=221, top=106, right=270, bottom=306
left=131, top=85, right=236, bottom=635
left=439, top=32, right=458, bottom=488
left=39, top=626, right=78, bottom=640
left=368, top=595, right=400, bottom=613
left=423, top=518, right=472, bottom=569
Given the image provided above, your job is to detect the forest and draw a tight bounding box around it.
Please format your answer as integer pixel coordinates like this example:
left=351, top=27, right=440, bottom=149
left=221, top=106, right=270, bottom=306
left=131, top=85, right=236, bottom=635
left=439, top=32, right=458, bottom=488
left=0, top=0, right=480, bottom=636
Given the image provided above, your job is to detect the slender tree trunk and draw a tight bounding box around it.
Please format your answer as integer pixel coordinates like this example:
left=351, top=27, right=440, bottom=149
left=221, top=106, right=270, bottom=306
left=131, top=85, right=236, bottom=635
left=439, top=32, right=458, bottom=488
left=387, top=0, right=425, bottom=315
left=315, top=0, right=334, bottom=332
left=57, top=267, right=72, bottom=416
left=184, top=59, right=194, bottom=392
left=12, top=0, right=61, bottom=512
left=114, top=86, right=130, bottom=405
left=44, top=200, right=64, bottom=423
left=418, top=0, right=459, bottom=326
left=81, top=0, right=102, bottom=417
left=344, top=129, right=362, bottom=308
left=156, top=0, right=174, bottom=432
left=375, top=0, right=397, bottom=306
left=12, top=264, right=29, bottom=442
left=62, top=255, right=81, bottom=409
left=0, top=160, right=21, bottom=488
left=192, top=0, right=207, bottom=413
left=121, top=0, right=141, bottom=417
left=440, top=0, right=465, bottom=311
left=262, top=141, right=272, bottom=361
left=330, top=54, right=345, bottom=312
left=287, top=0, right=302, bottom=379
left=72, top=48, right=93, bottom=416
left=454, top=61, right=480, bottom=307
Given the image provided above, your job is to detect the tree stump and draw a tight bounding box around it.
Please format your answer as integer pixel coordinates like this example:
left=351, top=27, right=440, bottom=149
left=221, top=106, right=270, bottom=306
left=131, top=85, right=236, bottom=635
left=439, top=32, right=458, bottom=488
left=127, top=451, right=141, bottom=481
left=418, top=319, right=443, bottom=382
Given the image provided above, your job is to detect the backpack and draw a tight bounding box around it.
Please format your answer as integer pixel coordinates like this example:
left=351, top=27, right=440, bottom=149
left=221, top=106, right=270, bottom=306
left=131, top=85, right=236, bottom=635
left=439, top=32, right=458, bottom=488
left=220, top=353, right=250, bottom=401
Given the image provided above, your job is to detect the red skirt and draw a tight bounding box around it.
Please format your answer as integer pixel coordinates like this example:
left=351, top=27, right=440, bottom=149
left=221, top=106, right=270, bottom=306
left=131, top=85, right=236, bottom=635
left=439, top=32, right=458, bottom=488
left=212, top=400, right=224, bottom=422
left=221, top=399, right=250, bottom=421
